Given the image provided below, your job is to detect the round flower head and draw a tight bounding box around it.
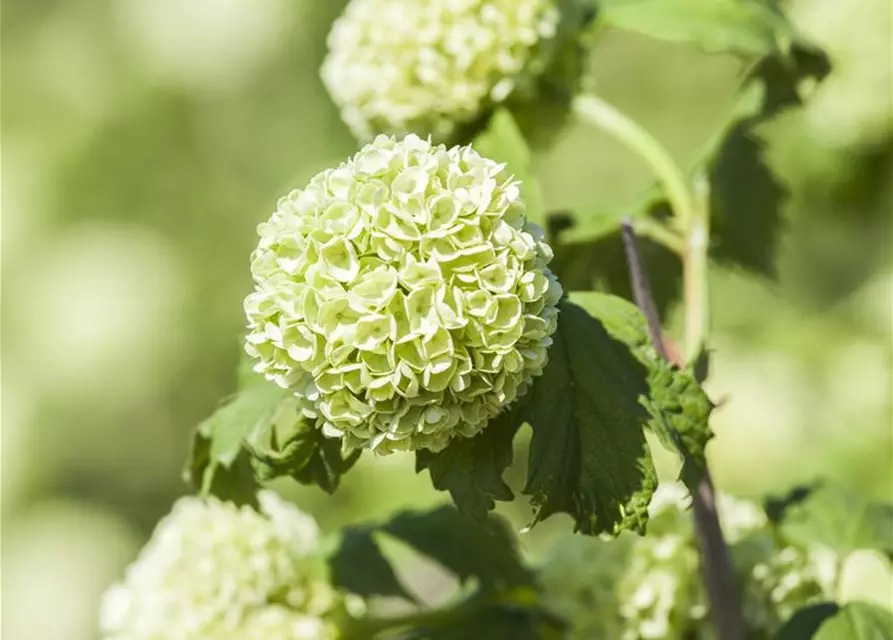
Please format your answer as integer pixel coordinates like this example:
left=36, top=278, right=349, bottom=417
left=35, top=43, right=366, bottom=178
left=321, top=0, right=560, bottom=141
left=99, top=492, right=340, bottom=640
left=245, top=134, right=562, bottom=454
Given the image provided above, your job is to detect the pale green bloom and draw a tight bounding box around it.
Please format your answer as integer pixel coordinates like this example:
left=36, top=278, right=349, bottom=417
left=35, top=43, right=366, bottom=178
left=321, top=0, right=560, bottom=141
left=99, top=492, right=342, bottom=640
left=538, top=484, right=831, bottom=640
left=245, top=134, right=562, bottom=453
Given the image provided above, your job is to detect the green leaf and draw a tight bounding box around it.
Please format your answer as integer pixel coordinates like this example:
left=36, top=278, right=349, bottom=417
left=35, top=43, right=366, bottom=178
left=570, top=291, right=713, bottom=491
left=382, top=506, right=533, bottom=590
left=402, top=591, right=567, bottom=640
left=329, top=527, right=416, bottom=602
left=415, top=401, right=523, bottom=520
left=185, top=381, right=289, bottom=504
left=598, top=0, right=795, bottom=57
left=472, top=108, right=546, bottom=229
left=521, top=298, right=657, bottom=535
left=775, top=603, right=840, bottom=640
left=779, top=484, right=893, bottom=557
left=814, top=602, right=893, bottom=640
left=249, top=410, right=361, bottom=495
left=200, top=383, right=290, bottom=467
left=708, top=44, right=831, bottom=277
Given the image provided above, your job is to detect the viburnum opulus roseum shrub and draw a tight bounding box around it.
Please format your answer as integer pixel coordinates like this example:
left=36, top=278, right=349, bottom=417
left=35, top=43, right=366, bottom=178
left=99, top=1, right=893, bottom=639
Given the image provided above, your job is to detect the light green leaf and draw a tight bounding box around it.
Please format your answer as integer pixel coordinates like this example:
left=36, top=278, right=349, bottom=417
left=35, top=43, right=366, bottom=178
left=185, top=381, right=289, bottom=504
left=814, top=601, right=893, bottom=640
left=598, top=0, right=795, bottom=57
left=415, top=401, right=523, bottom=520
left=472, top=108, right=546, bottom=229
left=779, top=484, right=893, bottom=557
left=522, top=299, right=658, bottom=536
left=200, top=383, right=290, bottom=467
left=571, top=291, right=713, bottom=489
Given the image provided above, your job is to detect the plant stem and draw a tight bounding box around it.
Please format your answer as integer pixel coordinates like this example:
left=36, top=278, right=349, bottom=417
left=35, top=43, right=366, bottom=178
left=573, top=94, right=696, bottom=230
left=683, top=174, right=711, bottom=361
left=591, top=90, right=744, bottom=639
left=622, top=220, right=744, bottom=640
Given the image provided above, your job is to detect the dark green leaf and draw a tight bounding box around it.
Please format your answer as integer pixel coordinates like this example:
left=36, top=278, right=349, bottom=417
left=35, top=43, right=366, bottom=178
left=250, top=411, right=361, bottom=495
left=814, top=602, right=893, bottom=640
left=779, top=484, right=893, bottom=557
left=764, top=483, right=819, bottom=524
left=550, top=199, right=682, bottom=321
left=400, top=591, right=567, bottom=640
left=598, top=0, right=795, bottom=57
left=415, top=402, right=524, bottom=520
left=708, top=44, right=830, bottom=277
left=521, top=299, right=657, bottom=535
left=570, top=292, right=713, bottom=490
left=775, top=602, right=840, bottom=640
left=472, top=109, right=545, bottom=228
left=329, top=527, right=416, bottom=602
left=383, top=505, right=533, bottom=590
left=186, top=429, right=260, bottom=507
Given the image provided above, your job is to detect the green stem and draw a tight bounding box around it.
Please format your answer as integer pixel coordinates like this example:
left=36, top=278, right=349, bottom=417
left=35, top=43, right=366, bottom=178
left=683, top=173, right=711, bottom=360
left=572, top=94, right=697, bottom=230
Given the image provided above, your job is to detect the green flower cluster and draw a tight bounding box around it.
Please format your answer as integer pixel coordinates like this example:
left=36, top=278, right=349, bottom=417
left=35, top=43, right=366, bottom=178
left=538, top=484, right=830, bottom=640
left=245, top=134, right=562, bottom=454
left=321, top=0, right=560, bottom=141
left=99, top=492, right=343, bottom=640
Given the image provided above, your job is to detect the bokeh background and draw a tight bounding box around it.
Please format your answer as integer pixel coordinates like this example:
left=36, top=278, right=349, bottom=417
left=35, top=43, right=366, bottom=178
left=2, top=1, right=890, bottom=637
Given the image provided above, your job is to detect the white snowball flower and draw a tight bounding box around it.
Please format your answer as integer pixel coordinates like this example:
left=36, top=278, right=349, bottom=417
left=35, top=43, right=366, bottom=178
left=321, top=0, right=560, bottom=141
left=244, top=134, right=562, bottom=454
left=99, top=492, right=342, bottom=640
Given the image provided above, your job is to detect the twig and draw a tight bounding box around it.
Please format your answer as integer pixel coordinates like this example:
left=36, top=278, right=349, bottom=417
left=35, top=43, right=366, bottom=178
left=621, top=219, right=745, bottom=640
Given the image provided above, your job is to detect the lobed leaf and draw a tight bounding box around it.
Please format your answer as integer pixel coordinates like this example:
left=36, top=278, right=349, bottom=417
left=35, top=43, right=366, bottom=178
left=571, top=291, right=714, bottom=490
left=185, top=381, right=289, bottom=504
left=249, top=410, right=361, bottom=495
left=415, top=401, right=523, bottom=520
left=521, top=298, right=658, bottom=535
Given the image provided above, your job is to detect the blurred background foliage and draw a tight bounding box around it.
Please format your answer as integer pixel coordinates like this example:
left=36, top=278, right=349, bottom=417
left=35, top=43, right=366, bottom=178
left=1, top=1, right=890, bottom=638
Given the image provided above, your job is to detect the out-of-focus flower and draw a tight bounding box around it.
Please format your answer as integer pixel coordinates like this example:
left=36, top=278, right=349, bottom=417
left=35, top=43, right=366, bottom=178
left=321, top=0, right=560, bottom=141
left=538, top=484, right=831, bottom=639
left=99, top=492, right=341, bottom=640
left=245, top=134, right=562, bottom=454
